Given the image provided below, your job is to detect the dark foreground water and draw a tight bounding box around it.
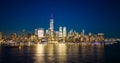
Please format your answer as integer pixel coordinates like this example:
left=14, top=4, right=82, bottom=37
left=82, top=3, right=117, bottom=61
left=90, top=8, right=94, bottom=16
left=0, top=43, right=120, bottom=63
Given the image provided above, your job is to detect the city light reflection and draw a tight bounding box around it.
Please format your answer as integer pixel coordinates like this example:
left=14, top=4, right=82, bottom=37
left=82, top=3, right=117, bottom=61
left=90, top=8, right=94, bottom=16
left=34, top=44, right=45, bottom=63
left=31, top=43, right=104, bottom=63
left=57, top=44, right=67, bottom=63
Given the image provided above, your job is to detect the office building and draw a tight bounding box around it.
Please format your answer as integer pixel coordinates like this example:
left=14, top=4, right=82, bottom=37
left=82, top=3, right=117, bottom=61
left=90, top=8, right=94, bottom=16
left=63, top=27, right=67, bottom=37
left=38, top=28, right=44, bottom=39
left=59, top=26, right=63, bottom=38
left=35, top=29, right=38, bottom=35
left=50, top=13, right=54, bottom=35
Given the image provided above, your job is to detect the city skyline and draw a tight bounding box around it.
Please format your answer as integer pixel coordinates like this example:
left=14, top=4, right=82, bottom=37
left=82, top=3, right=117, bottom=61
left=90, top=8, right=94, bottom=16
left=0, top=0, right=120, bottom=38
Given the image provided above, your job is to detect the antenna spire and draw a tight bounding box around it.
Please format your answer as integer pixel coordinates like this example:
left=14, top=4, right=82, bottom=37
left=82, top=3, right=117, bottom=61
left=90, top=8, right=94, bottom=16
left=51, top=12, right=53, bottom=18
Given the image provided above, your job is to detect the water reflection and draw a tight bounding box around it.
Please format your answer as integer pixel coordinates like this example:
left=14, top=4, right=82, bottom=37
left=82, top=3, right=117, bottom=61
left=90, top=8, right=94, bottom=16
left=33, top=44, right=104, bottom=63
left=57, top=44, right=67, bottom=63
left=0, top=44, right=104, bottom=63
left=34, top=44, right=45, bottom=63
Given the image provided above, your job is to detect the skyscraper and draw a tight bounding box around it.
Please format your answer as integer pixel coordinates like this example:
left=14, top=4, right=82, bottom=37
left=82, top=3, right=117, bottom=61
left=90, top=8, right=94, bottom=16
left=50, top=13, right=54, bottom=35
left=35, top=29, right=38, bottom=35
left=81, top=29, right=85, bottom=36
left=63, top=27, right=67, bottom=37
left=82, top=29, right=85, bottom=35
left=59, top=26, right=63, bottom=38
left=38, top=28, right=44, bottom=39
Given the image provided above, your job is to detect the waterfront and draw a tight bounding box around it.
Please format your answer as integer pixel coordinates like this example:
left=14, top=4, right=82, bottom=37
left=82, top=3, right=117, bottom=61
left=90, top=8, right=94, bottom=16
left=0, top=43, right=120, bottom=63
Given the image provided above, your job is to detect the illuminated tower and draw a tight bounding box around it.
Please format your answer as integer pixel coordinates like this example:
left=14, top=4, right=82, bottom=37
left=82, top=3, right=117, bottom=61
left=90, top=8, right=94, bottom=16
left=59, top=26, right=63, bottom=38
left=82, top=29, right=85, bottom=34
left=63, top=27, right=67, bottom=37
left=35, top=29, right=38, bottom=35
left=50, top=13, right=54, bottom=35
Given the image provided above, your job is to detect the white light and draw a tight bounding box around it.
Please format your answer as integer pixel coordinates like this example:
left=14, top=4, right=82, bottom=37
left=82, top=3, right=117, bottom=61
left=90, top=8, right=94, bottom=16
left=38, top=28, right=44, bottom=38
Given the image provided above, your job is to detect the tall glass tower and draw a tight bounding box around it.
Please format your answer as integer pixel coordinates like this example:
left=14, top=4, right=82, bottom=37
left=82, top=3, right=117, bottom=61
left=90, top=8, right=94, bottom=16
left=63, top=27, right=66, bottom=37
left=50, top=13, right=54, bottom=35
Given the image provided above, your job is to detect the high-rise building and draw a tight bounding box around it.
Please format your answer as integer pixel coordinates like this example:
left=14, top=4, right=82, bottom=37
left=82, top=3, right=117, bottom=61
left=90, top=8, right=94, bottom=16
left=38, top=28, right=44, bottom=39
left=50, top=13, right=54, bottom=35
left=35, top=29, right=38, bottom=35
left=0, top=32, right=2, bottom=40
left=82, top=29, right=85, bottom=35
left=81, top=29, right=85, bottom=36
left=45, top=30, right=48, bottom=35
left=68, top=29, right=73, bottom=36
left=59, top=26, right=63, bottom=38
left=88, top=32, right=92, bottom=36
left=63, top=27, right=67, bottom=37
left=13, top=33, right=17, bottom=38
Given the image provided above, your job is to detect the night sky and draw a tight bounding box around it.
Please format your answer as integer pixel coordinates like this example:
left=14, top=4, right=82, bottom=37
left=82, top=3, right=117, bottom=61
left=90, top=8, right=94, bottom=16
left=0, top=0, right=120, bottom=38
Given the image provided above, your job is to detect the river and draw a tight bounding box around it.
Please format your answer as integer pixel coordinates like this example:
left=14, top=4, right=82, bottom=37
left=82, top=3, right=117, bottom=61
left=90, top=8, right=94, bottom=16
left=0, top=43, right=120, bottom=63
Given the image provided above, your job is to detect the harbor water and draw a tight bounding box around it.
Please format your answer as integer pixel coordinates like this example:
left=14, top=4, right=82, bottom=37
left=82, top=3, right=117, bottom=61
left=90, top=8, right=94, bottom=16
left=0, top=43, right=120, bottom=63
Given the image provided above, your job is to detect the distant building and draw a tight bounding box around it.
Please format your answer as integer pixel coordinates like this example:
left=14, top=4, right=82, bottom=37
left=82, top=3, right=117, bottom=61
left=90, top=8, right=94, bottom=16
left=10, top=33, right=17, bottom=41
left=50, top=13, right=54, bottom=36
left=35, top=29, right=38, bottom=35
left=81, top=29, right=85, bottom=37
left=13, top=33, right=17, bottom=38
left=68, top=30, right=73, bottom=37
left=98, top=33, right=104, bottom=36
left=46, top=30, right=48, bottom=34
left=54, top=31, right=59, bottom=41
left=38, top=28, right=44, bottom=39
left=54, top=31, right=59, bottom=37
left=0, top=32, right=2, bottom=40
left=63, top=27, right=67, bottom=37
left=59, top=26, right=63, bottom=38
left=82, top=29, right=85, bottom=34
left=88, top=32, right=92, bottom=36
left=98, top=33, right=104, bottom=41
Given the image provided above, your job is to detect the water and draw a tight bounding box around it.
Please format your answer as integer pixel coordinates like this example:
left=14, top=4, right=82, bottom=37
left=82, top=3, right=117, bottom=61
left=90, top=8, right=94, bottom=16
left=0, top=43, right=120, bottom=63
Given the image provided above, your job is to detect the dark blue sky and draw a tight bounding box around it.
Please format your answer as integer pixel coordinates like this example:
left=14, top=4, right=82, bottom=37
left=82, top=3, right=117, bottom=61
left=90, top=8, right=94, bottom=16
left=0, top=0, right=120, bottom=38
